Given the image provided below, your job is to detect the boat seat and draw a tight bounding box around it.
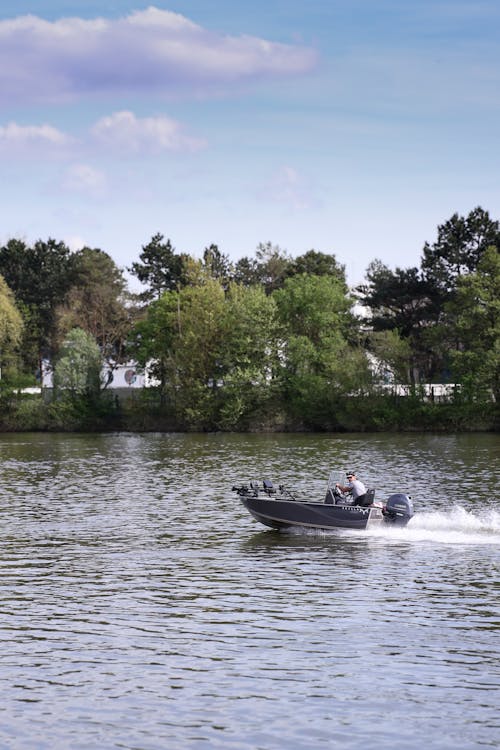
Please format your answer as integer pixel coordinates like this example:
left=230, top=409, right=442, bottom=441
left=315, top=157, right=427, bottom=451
left=262, top=479, right=275, bottom=495
left=356, top=488, right=375, bottom=507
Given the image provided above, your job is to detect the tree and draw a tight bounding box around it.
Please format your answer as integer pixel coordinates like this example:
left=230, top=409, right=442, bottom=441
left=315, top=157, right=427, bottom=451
left=358, top=261, right=430, bottom=337
left=447, top=246, right=500, bottom=402
left=419, top=209, right=500, bottom=381
left=0, top=275, right=24, bottom=376
left=273, top=274, right=368, bottom=423
left=275, top=274, right=353, bottom=345
left=232, top=256, right=260, bottom=287
left=0, top=237, right=75, bottom=370
left=129, top=233, right=188, bottom=301
left=232, top=243, right=292, bottom=293
left=133, top=281, right=226, bottom=425
left=129, top=289, right=180, bottom=404
left=287, top=249, right=346, bottom=284
left=129, top=279, right=281, bottom=428
left=217, top=283, right=281, bottom=428
left=358, top=260, right=442, bottom=382
left=422, top=207, right=500, bottom=298
left=129, top=279, right=226, bottom=423
left=254, top=242, right=292, bottom=294
left=202, top=244, right=233, bottom=289
left=53, top=328, right=103, bottom=399
left=55, top=247, right=132, bottom=364
left=367, top=330, right=413, bottom=385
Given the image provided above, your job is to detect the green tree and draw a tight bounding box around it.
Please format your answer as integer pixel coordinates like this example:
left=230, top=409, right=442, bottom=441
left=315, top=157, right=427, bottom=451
left=367, top=330, right=413, bottom=385
left=420, top=208, right=500, bottom=382
left=129, top=233, right=188, bottom=301
left=169, top=280, right=227, bottom=426
left=357, top=260, right=434, bottom=382
left=55, top=247, right=132, bottom=364
left=129, top=291, right=179, bottom=404
left=232, top=255, right=260, bottom=287
left=275, top=273, right=353, bottom=345
left=130, top=280, right=281, bottom=428
left=359, top=209, right=500, bottom=385
left=130, top=280, right=226, bottom=424
left=233, top=243, right=292, bottom=293
left=447, top=246, right=500, bottom=402
left=288, top=249, right=346, bottom=283
left=422, top=207, right=500, bottom=298
left=358, top=261, right=430, bottom=338
left=0, top=238, right=75, bottom=370
left=202, top=244, right=233, bottom=289
left=255, top=242, right=292, bottom=293
left=53, top=328, right=103, bottom=399
left=217, top=283, right=280, bottom=428
left=0, top=275, right=24, bottom=377
left=274, top=274, right=367, bottom=425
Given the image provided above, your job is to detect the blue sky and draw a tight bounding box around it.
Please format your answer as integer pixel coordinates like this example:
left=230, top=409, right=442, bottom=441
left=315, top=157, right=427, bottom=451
left=1, top=1, right=499, bottom=289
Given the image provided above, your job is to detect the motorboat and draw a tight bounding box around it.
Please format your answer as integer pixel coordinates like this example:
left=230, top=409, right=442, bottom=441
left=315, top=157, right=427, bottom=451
left=232, top=473, right=414, bottom=531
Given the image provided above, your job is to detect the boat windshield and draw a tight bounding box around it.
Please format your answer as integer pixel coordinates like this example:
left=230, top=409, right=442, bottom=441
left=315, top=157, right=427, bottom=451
left=327, top=471, right=345, bottom=491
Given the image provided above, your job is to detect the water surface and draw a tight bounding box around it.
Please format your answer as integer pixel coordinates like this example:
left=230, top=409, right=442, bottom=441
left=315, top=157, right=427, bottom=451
left=0, top=432, right=498, bottom=749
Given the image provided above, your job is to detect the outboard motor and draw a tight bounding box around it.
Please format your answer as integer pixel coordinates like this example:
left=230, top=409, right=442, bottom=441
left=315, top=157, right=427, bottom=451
left=383, top=493, right=414, bottom=525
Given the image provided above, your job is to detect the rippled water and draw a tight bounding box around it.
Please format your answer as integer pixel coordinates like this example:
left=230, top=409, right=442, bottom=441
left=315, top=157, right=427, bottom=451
left=0, top=432, right=498, bottom=749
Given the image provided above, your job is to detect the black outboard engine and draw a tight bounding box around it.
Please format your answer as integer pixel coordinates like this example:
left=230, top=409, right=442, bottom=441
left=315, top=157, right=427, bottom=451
left=383, top=493, right=414, bottom=525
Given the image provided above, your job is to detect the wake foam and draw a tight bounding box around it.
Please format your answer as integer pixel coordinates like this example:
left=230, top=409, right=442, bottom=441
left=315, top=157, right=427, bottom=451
left=369, top=505, right=500, bottom=545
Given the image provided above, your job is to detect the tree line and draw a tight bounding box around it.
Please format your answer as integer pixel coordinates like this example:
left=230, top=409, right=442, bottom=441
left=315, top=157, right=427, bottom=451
left=0, top=206, right=498, bottom=432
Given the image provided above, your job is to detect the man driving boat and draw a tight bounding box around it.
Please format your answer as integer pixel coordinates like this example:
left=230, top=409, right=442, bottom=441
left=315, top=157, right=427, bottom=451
left=335, top=472, right=367, bottom=504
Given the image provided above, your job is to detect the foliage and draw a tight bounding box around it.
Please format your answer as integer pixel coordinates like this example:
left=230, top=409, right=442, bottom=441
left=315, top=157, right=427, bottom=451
left=216, top=283, right=281, bottom=428
left=128, top=292, right=178, bottom=400
left=129, top=280, right=282, bottom=429
left=0, top=238, right=75, bottom=369
left=232, top=256, right=261, bottom=287
left=421, top=206, right=499, bottom=298
left=233, top=242, right=292, bottom=294
left=55, top=247, right=132, bottom=363
left=202, top=244, right=233, bottom=289
left=446, top=246, right=500, bottom=402
left=0, top=275, right=24, bottom=371
left=287, top=249, right=346, bottom=284
left=359, top=208, right=500, bottom=385
left=168, top=280, right=227, bottom=427
left=274, top=274, right=370, bottom=425
left=53, top=328, right=103, bottom=399
left=0, top=207, right=498, bottom=433
left=358, top=261, right=430, bottom=337
left=129, top=233, right=188, bottom=301
left=368, top=330, right=413, bottom=384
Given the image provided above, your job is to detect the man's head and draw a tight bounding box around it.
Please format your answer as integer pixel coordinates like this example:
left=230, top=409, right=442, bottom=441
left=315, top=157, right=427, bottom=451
left=346, top=472, right=355, bottom=480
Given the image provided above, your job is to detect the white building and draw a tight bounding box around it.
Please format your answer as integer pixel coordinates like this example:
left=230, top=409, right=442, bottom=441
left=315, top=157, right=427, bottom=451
left=41, top=360, right=158, bottom=390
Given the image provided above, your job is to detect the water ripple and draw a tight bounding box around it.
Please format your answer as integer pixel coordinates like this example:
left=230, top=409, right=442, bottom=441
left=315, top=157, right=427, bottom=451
left=0, top=432, right=498, bottom=749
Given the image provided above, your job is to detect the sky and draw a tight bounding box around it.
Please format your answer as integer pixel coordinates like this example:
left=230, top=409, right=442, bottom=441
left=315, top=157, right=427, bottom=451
left=1, top=1, right=499, bottom=290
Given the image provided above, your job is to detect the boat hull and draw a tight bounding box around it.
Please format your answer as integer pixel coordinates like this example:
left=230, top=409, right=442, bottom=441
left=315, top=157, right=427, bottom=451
left=240, top=494, right=385, bottom=531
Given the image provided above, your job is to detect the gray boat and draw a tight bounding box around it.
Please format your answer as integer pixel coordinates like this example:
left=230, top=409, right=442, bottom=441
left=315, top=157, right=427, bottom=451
left=233, top=474, right=414, bottom=531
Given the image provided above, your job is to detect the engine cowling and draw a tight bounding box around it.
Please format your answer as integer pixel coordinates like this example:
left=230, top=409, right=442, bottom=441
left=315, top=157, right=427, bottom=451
left=383, top=493, right=414, bottom=525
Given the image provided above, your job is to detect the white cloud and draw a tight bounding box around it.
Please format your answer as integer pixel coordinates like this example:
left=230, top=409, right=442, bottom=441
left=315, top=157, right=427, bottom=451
left=0, top=7, right=318, bottom=105
left=63, top=163, right=107, bottom=193
left=0, top=110, right=205, bottom=159
left=91, top=110, right=206, bottom=154
left=0, top=121, right=72, bottom=147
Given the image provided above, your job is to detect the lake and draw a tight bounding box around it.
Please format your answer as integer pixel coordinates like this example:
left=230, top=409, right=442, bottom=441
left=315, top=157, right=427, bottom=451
left=0, top=432, right=498, bottom=749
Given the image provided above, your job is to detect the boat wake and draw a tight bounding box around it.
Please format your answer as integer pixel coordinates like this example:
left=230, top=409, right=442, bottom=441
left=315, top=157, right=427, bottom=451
left=284, top=505, right=500, bottom=545
left=368, top=505, right=500, bottom=545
